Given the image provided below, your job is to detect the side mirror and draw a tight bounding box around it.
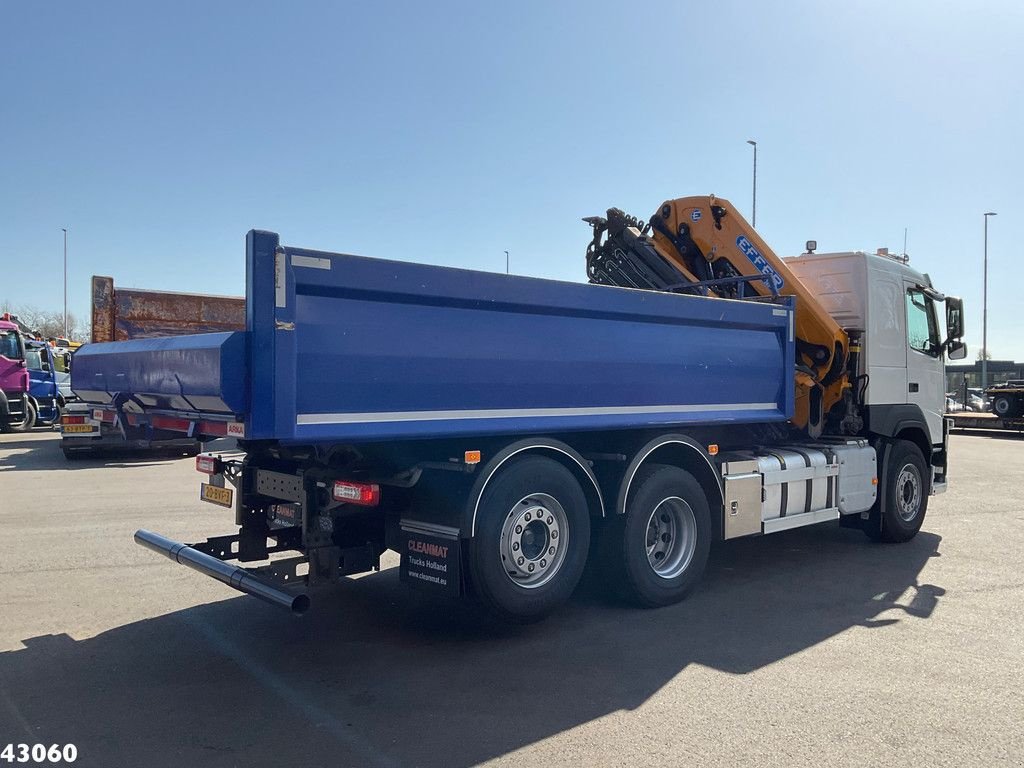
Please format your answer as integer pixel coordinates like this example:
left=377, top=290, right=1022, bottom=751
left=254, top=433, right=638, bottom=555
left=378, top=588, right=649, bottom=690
left=945, top=296, right=964, bottom=341
left=948, top=340, right=967, bottom=361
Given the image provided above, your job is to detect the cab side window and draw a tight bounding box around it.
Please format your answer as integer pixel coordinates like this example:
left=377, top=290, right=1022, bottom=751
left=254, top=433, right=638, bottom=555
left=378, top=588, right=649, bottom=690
left=0, top=332, right=18, bottom=359
left=906, top=289, right=940, bottom=357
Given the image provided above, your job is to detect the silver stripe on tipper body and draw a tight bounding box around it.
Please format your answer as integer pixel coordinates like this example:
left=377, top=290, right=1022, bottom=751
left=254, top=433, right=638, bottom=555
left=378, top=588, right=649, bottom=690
left=296, top=403, right=779, bottom=426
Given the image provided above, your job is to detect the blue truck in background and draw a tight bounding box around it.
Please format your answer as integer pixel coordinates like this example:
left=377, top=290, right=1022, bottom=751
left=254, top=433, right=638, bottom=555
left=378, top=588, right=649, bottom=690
left=73, top=196, right=963, bottom=622
left=23, top=341, right=73, bottom=428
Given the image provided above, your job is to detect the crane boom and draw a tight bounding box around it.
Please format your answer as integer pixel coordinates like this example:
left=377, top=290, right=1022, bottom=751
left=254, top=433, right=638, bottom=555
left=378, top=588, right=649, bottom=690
left=586, top=195, right=850, bottom=436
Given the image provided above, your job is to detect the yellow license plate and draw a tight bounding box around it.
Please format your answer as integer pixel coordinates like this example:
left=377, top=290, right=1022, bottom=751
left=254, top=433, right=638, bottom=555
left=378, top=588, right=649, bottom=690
left=200, top=483, right=234, bottom=508
left=63, top=424, right=96, bottom=434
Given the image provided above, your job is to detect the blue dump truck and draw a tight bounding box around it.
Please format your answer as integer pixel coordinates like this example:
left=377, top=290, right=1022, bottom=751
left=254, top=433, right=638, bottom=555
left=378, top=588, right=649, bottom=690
left=73, top=196, right=965, bottom=621
left=61, top=275, right=245, bottom=458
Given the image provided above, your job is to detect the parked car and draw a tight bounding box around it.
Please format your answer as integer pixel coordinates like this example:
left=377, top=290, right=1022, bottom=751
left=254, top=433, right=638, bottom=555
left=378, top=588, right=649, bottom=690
left=966, top=388, right=988, bottom=412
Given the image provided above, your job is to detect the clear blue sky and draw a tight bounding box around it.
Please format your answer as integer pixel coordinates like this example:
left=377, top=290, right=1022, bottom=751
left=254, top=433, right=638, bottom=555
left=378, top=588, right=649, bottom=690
left=2, top=1, right=1021, bottom=359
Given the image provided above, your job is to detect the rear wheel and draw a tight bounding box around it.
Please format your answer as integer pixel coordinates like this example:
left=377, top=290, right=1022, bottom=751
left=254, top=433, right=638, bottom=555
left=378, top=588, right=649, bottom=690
left=992, top=395, right=1020, bottom=418
left=603, top=464, right=711, bottom=607
left=469, top=456, right=590, bottom=622
left=866, top=440, right=928, bottom=543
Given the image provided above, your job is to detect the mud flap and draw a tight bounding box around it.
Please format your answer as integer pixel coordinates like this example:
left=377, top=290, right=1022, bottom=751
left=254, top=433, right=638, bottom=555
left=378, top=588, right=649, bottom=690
left=852, top=439, right=890, bottom=538
left=399, top=521, right=462, bottom=596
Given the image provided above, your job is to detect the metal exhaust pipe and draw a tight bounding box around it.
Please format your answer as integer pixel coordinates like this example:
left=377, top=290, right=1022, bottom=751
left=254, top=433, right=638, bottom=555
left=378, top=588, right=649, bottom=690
left=134, top=529, right=310, bottom=615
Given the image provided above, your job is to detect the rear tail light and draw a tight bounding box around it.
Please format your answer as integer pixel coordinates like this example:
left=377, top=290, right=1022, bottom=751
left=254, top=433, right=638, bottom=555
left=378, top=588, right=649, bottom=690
left=332, top=481, right=380, bottom=506
left=62, top=415, right=85, bottom=425
left=195, top=455, right=221, bottom=475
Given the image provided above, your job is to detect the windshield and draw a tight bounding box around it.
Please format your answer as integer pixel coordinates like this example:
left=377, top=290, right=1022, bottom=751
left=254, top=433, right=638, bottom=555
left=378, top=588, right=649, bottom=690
left=0, top=330, right=23, bottom=361
left=25, top=348, right=44, bottom=370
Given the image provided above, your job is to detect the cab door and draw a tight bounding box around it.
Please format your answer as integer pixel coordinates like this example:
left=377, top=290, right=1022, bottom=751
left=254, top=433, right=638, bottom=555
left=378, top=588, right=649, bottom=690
left=904, top=284, right=944, bottom=445
left=26, top=347, right=60, bottom=424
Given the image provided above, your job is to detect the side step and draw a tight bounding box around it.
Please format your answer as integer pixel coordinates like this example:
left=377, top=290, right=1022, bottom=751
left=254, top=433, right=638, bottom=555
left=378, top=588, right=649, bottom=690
left=134, top=529, right=310, bottom=614
left=762, top=507, right=839, bottom=534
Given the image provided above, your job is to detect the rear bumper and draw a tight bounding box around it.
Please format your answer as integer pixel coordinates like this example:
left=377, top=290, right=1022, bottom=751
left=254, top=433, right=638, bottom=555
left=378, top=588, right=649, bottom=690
left=61, top=423, right=198, bottom=453
left=62, top=436, right=198, bottom=453
left=134, top=529, right=309, bottom=614
left=61, top=405, right=200, bottom=453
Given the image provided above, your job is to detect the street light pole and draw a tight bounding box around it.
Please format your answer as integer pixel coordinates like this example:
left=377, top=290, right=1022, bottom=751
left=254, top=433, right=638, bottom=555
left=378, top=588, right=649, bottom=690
left=746, top=140, right=757, bottom=227
left=62, top=228, right=68, bottom=338
left=982, top=212, right=997, bottom=390
left=504, top=250, right=509, bottom=275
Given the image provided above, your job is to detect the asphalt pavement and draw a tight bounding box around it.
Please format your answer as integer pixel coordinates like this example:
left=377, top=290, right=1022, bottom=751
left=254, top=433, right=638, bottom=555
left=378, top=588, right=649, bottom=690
left=0, top=430, right=1021, bottom=767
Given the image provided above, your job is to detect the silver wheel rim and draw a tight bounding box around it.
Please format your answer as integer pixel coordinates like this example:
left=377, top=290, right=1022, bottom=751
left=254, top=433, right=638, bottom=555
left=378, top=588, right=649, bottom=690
left=645, top=496, right=697, bottom=579
left=896, top=464, right=922, bottom=522
left=499, top=493, right=569, bottom=589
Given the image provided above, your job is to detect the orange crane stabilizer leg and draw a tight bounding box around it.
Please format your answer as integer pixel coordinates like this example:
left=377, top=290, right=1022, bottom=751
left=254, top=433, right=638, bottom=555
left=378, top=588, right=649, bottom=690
left=648, top=196, right=850, bottom=434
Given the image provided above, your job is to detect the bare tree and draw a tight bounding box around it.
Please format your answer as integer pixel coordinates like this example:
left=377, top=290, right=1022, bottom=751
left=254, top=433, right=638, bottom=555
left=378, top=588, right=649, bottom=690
left=0, top=301, right=89, bottom=341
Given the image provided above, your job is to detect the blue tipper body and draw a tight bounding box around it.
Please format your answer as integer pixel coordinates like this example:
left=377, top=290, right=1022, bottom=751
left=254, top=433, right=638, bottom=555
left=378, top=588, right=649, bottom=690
left=72, top=230, right=796, bottom=443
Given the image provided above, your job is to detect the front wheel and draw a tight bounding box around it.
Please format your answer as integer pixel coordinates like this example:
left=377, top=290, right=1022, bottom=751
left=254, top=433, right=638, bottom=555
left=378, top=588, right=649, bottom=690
left=603, top=464, right=711, bottom=607
left=866, top=440, right=928, bottom=543
left=9, top=399, right=37, bottom=432
left=469, top=456, right=590, bottom=623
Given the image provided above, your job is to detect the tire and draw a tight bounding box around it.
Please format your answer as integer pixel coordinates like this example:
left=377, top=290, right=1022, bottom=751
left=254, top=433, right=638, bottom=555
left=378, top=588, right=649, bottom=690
left=602, top=464, right=712, bottom=608
left=992, top=395, right=1020, bottom=418
left=10, top=399, right=37, bottom=432
left=866, top=440, right=928, bottom=543
left=469, top=456, right=591, bottom=623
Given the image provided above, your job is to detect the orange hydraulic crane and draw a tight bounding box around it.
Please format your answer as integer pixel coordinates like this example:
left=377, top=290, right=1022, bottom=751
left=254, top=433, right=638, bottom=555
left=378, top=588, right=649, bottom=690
left=585, top=195, right=851, bottom=436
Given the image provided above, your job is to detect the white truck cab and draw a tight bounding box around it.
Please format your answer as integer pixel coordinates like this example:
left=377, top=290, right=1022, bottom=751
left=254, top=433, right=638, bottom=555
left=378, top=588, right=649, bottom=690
left=785, top=248, right=965, bottom=493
